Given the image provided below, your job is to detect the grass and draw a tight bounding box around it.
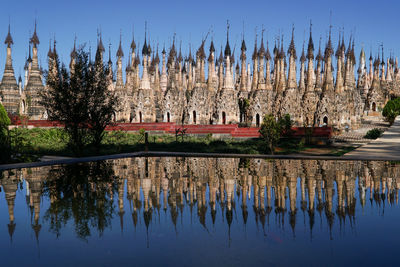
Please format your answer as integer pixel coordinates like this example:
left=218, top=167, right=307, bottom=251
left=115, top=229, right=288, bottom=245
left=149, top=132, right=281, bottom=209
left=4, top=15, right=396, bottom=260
left=2, top=128, right=345, bottom=163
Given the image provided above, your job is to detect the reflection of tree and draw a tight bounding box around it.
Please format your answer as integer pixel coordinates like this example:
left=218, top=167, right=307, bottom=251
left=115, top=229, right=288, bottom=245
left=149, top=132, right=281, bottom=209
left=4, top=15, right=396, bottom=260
left=42, top=161, right=117, bottom=240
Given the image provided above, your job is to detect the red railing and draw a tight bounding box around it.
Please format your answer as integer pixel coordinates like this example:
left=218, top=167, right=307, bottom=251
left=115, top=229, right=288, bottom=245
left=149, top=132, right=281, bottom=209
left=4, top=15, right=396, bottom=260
left=11, top=118, right=332, bottom=138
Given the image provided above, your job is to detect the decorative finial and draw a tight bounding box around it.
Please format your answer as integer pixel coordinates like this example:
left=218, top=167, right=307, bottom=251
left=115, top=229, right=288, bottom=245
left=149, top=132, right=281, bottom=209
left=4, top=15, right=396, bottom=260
left=224, top=20, right=231, bottom=57
left=108, top=41, right=112, bottom=63
left=145, top=21, right=147, bottom=41
left=47, top=38, right=52, bottom=58
left=227, top=20, right=230, bottom=41
left=242, top=21, right=245, bottom=41
left=291, top=23, right=295, bottom=38
left=260, top=27, right=264, bottom=41
left=255, top=26, right=258, bottom=42
left=30, top=19, right=40, bottom=47
left=89, top=41, right=92, bottom=62
left=5, top=21, right=13, bottom=47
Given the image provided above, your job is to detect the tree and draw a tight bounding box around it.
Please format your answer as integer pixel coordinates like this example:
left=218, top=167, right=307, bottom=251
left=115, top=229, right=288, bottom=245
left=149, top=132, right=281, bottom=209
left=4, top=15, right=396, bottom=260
left=279, top=113, right=293, bottom=137
left=41, top=46, right=119, bottom=154
left=0, top=103, right=11, bottom=162
left=382, top=98, right=400, bottom=124
left=0, top=102, right=11, bottom=129
left=88, top=47, right=119, bottom=148
left=259, top=114, right=282, bottom=154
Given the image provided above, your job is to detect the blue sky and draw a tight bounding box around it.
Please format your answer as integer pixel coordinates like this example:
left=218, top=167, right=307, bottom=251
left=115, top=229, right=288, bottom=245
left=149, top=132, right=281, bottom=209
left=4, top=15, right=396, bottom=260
left=0, top=0, right=399, bottom=78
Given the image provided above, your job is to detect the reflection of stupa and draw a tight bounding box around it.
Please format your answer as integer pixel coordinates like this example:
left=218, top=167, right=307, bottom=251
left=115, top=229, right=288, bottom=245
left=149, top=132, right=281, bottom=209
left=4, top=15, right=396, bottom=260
left=2, top=157, right=400, bottom=244
left=1, top=172, right=18, bottom=242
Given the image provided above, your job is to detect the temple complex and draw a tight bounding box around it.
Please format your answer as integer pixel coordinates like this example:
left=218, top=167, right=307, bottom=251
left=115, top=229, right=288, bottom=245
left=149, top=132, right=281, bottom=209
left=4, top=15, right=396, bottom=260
left=1, top=23, right=400, bottom=133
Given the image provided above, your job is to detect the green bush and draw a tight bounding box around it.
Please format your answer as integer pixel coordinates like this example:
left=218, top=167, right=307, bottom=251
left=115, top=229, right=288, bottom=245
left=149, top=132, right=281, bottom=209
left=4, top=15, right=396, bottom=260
left=382, top=98, right=400, bottom=124
left=364, top=128, right=383, bottom=139
left=279, top=113, right=293, bottom=137
left=0, top=103, right=11, bottom=163
left=0, top=103, right=10, bottom=129
left=259, top=114, right=282, bottom=154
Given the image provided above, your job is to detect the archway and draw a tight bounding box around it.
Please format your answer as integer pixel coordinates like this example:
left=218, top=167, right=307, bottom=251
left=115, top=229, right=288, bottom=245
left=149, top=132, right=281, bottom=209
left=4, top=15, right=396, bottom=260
left=139, top=111, right=142, bottom=123
left=323, top=116, right=328, bottom=126
left=256, top=114, right=260, bottom=127
left=193, top=111, right=197, bottom=124
left=167, top=112, right=170, bottom=123
left=222, top=112, right=226, bottom=125
left=372, top=102, right=376, bottom=112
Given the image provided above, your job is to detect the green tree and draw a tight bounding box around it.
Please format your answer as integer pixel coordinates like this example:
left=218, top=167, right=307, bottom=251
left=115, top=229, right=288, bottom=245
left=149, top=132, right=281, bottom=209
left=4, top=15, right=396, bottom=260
left=279, top=113, right=293, bottom=137
left=382, top=98, right=400, bottom=124
left=0, top=103, right=11, bottom=162
left=0, top=102, right=10, bottom=129
left=41, top=46, right=119, bottom=154
left=88, top=48, right=119, bottom=148
left=259, top=114, right=282, bottom=154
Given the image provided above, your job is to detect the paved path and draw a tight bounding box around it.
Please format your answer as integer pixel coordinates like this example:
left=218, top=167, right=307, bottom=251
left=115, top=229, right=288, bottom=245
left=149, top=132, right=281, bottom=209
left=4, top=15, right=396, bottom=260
left=344, top=116, right=400, bottom=161
left=332, top=120, right=389, bottom=144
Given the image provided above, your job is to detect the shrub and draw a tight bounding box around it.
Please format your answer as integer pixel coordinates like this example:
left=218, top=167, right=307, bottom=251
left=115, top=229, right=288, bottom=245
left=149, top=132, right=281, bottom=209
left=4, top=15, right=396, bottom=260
left=364, top=128, right=383, bottom=139
left=280, top=114, right=293, bottom=137
left=0, top=103, right=11, bottom=163
left=259, top=114, right=282, bottom=154
left=382, top=98, right=400, bottom=124
left=0, top=103, right=10, bottom=129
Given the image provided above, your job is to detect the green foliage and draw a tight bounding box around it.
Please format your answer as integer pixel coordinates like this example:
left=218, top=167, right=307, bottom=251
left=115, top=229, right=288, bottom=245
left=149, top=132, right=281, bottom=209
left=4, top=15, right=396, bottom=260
left=87, top=49, right=120, bottom=148
left=279, top=114, right=293, bottom=137
left=364, top=128, right=383, bottom=139
left=41, top=46, right=119, bottom=155
left=138, top=128, right=146, bottom=142
left=259, top=114, right=282, bottom=154
left=0, top=103, right=11, bottom=163
left=258, top=113, right=295, bottom=154
left=0, top=103, right=11, bottom=129
left=304, top=126, right=314, bottom=145
left=382, top=98, right=400, bottom=124
left=174, top=127, right=187, bottom=142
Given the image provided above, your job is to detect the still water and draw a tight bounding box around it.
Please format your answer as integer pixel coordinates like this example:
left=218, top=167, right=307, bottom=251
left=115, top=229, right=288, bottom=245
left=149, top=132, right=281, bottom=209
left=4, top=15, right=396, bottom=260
left=0, top=157, right=399, bottom=266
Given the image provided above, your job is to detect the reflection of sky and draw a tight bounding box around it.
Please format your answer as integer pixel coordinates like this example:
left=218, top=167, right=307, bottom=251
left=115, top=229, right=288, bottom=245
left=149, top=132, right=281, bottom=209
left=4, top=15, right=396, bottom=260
left=0, top=160, right=400, bottom=265
left=0, top=0, right=399, bottom=81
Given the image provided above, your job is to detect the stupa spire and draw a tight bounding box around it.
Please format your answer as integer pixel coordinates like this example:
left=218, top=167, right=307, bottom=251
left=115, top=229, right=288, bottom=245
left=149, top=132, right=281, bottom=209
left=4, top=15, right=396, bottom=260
left=4, top=22, right=13, bottom=47
left=224, top=20, right=231, bottom=58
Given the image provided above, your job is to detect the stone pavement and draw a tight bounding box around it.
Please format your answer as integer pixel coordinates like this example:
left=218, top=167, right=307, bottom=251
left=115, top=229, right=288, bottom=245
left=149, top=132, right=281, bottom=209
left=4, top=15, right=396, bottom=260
left=344, top=116, right=400, bottom=160
left=332, top=120, right=389, bottom=144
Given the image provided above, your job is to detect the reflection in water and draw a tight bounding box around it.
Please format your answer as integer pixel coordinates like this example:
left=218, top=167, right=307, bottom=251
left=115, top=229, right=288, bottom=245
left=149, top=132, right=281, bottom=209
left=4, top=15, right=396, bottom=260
left=0, top=158, right=399, bottom=249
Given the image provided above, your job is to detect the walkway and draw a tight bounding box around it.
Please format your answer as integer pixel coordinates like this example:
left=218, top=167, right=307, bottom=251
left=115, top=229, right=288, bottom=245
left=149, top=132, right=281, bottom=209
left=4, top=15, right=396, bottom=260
left=332, top=119, right=389, bottom=144
left=344, top=116, right=400, bottom=160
